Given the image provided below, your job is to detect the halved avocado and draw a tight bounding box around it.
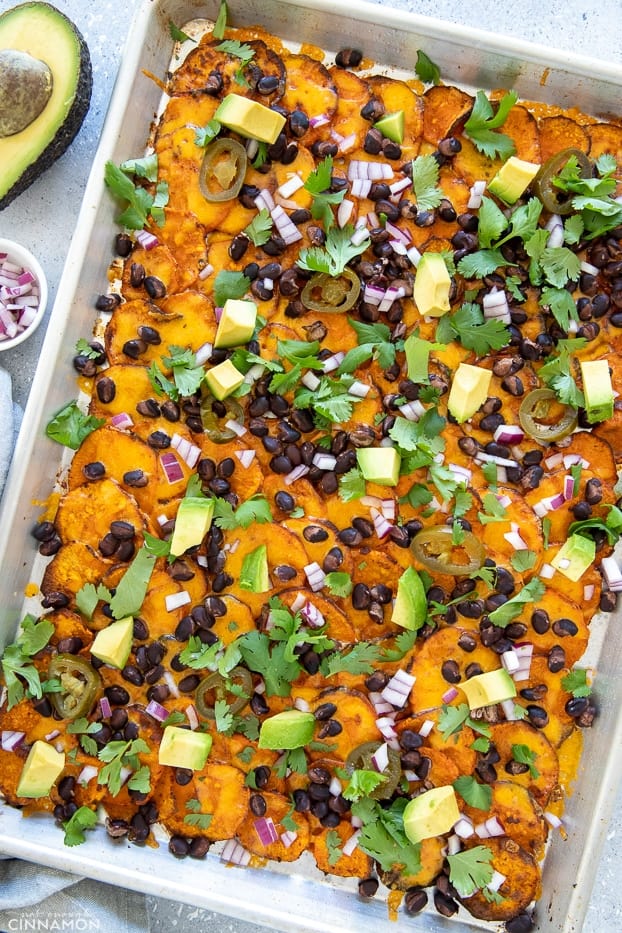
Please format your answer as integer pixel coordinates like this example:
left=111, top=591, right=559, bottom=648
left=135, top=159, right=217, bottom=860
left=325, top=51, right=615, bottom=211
left=0, top=2, right=92, bottom=210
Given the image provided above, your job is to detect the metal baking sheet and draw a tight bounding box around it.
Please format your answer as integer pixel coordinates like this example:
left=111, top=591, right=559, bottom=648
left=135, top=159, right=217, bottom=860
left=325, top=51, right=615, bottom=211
left=1, top=1, right=621, bottom=930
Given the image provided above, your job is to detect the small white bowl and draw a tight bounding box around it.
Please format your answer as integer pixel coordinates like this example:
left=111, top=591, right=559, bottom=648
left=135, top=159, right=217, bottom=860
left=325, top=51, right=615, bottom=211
left=0, top=237, right=48, bottom=351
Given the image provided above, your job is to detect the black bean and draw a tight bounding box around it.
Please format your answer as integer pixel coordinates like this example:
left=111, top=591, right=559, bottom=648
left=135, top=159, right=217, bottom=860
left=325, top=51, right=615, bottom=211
left=144, top=275, right=166, bottom=299
left=600, top=590, right=618, bottom=613
left=318, top=718, right=342, bottom=738
left=566, top=696, right=590, bottom=718
left=83, top=461, right=105, bottom=481
left=323, top=547, right=344, bottom=572
left=526, top=704, right=549, bottom=728
left=168, top=836, right=189, bottom=859
left=41, top=591, right=70, bottom=610
left=314, top=702, right=338, bottom=721
left=359, top=877, right=379, bottom=898
left=506, top=912, right=535, bottom=933
left=121, top=665, right=144, bottom=687
left=585, top=478, right=603, bottom=504
left=147, top=430, right=170, bottom=449
left=188, top=837, right=210, bottom=859
left=441, top=659, right=461, bottom=683
left=249, top=793, right=267, bottom=816
left=56, top=636, right=83, bottom=655
left=552, top=618, right=578, bottom=637
left=400, top=729, right=424, bottom=751
left=274, top=565, right=297, bottom=583
left=365, top=671, right=388, bottom=692
left=178, top=674, right=200, bottom=694
left=336, top=47, right=363, bottom=68
left=147, top=684, right=169, bottom=704
left=251, top=692, right=269, bottom=716
left=457, top=632, right=477, bottom=652
left=457, top=598, right=485, bottom=619
left=303, top=524, right=328, bottom=543
left=105, top=685, right=130, bottom=706
left=32, top=520, right=57, bottom=542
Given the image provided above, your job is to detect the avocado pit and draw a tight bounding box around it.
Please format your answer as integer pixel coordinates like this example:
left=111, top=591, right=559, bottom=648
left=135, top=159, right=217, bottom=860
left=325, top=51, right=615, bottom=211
left=0, top=49, right=53, bottom=137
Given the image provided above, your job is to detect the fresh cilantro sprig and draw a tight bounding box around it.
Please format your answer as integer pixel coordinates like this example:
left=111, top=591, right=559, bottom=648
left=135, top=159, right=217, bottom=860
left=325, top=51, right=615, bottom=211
left=351, top=797, right=422, bottom=875
left=487, top=577, right=546, bottom=628
left=324, top=572, right=353, bottom=597
left=320, top=641, right=383, bottom=677
left=266, top=596, right=334, bottom=663
left=107, top=546, right=156, bottom=620
left=447, top=845, right=496, bottom=899
left=104, top=160, right=169, bottom=230
left=67, top=717, right=102, bottom=757
left=436, top=302, right=511, bottom=356
left=74, top=338, right=100, bottom=360
left=302, top=157, right=347, bottom=230
left=46, top=401, right=105, bottom=450
left=184, top=798, right=213, bottom=829
left=338, top=467, right=366, bottom=502
left=97, top=738, right=150, bottom=797
left=342, top=768, right=388, bottom=802
left=149, top=345, right=205, bottom=401
left=453, top=775, right=493, bottom=810
left=178, top=635, right=221, bottom=671
left=169, top=20, right=196, bottom=43
left=62, top=806, right=98, bottom=846
left=568, top=504, right=622, bottom=546
left=213, top=270, right=251, bottom=306
left=561, top=668, right=591, bottom=698
left=464, top=90, right=518, bottom=160
left=215, top=40, right=255, bottom=85
left=415, top=49, right=440, bottom=85
left=438, top=703, right=492, bottom=740
left=325, top=829, right=343, bottom=867
left=511, top=743, right=540, bottom=778
left=298, top=224, right=369, bottom=276
left=295, top=375, right=359, bottom=427
left=1, top=616, right=55, bottom=709
left=244, top=208, right=273, bottom=246
left=193, top=119, right=221, bottom=147
left=388, top=409, right=445, bottom=469
left=338, top=318, right=398, bottom=373
left=212, top=494, right=273, bottom=530
left=537, top=344, right=585, bottom=408
left=411, top=154, right=444, bottom=210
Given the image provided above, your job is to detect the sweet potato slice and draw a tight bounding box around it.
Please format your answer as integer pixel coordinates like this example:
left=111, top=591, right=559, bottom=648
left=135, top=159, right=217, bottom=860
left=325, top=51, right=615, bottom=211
left=169, top=38, right=285, bottom=103
left=157, top=761, right=248, bottom=840
left=461, top=781, right=547, bottom=857
left=409, top=628, right=501, bottom=715
left=538, top=115, right=590, bottom=163
left=280, top=53, right=337, bottom=144
left=588, top=121, right=622, bottom=173
left=55, top=478, right=147, bottom=552
left=41, top=543, right=110, bottom=604
left=489, top=721, right=559, bottom=806
left=311, top=817, right=372, bottom=878
left=423, top=84, right=472, bottom=146
left=366, top=75, right=423, bottom=161
left=462, top=837, right=539, bottom=921
left=310, top=687, right=379, bottom=761
left=378, top=836, right=445, bottom=890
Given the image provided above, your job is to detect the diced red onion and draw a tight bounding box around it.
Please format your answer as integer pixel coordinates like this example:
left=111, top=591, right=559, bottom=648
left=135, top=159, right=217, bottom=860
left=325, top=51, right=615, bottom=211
left=290, top=592, right=306, bottom=613
left=294, top=696, right=311, bottom=712
left=312, top=452, right=337, bottom=471
left=196, top=554, right=208, bottom=568
left=136, top=229, right=159, bottom=250
left=100, top=696, right=112, bottom=719
left=496, top=494, right=512, bottom=509
left=277, top=173, right=304, bottom=199
left=448, top=462, right=472, bottom=482
left=388, top=176, right=411, bottom=196
left=329, top=776, right=343, bottom=797
left=341, top=828, right=361, bottom=857
left=110, top=412, right=134, bottom=430
left=309, top=113, right=330, bottom=129
left=77, top=765, right=99, bottom=786
left=284, top=464, right=310, bottom=485
left=322, top=351, right=345, bottom=373
left=44, top=729, right=61, bottom=742
left=500, top=698, right=520, bottom=721
left=467, top=179, right=487, bottom=209
left=348, top=160, right=393, bottom=181
left=370, top=507, right=393, bottom=539
left=544, top=451, right=564, bottom=469
left=221, top=838, right=251, bottom=865
left=389, top=239, right=408, bottom=255
left=380, top=670, right=415, bottom=710
left=280, top=829, right=298, bottom=848
left=301, top=600, right=326, bottom=629
left=214, top=305, right=223, bottom=323
left=1, top=730, right=25, bottom=752
left=156, top=512, right=168, bottom=526
left=234, top=449, right=256, bottom=469
left=406, top=244, right=422, bottom=266
left=223, top=418, right=246, bottom=438
left=563, top=453, right=589, bottom=469
left=146, top=700, right=169, bottom=722
left=301, top=371, right=321, bottom=391
left=512, top=643, right=534, bottom=682
left=351, top=178, right=372, bottom=198
left=254, top=188, right=275, bottom=212
left=367, top=211, right=379, bottom=228
left=171, top=433, right=202, bottom=469
left=186, top=704, right=199, bottom=731
left=337, top=198, right=354, bottom=228
left=580, top=260, right=600, bottom=275
left=544, top=810, right=563, bottom=829
left=504, top=531, right=528, bottom=551
left=454, top=815, right=475, bottom=839
left=160, top=452, right=184, bottom=484
left=375, top=716, right=398, bottom=740
left=350, top=224, right=370, bottom=247
left=348, top=379, right=371, bottom=398
left=361, top=495, right=383, bottom=508
left=384, top=220, right=411, bottom=246
left=380, top=499, right=396, bottom=521
left=584, top=583, right=595, bottom=601
left=163, top=670, right=180, bottom=699
left=270, top=204, right=303, bottom=245
left=304, top=561, right=326, bottom=592
left=364, top=282, right=386, bottom=305
left=418, top=719, right=434, bottom=737
left=398, top=399, right=425, bottom=422
left=501, top=649, right=520, bottom=675
left=165, top=590, right=191, bottom=612
left=563, top=474, right=576, bottom=500
left=540, top=562, right=555, bottom=579
left=475, top=815, right=505, bottom=838
left=488, top=870, right=507, bottom=893
left=198, top=263, right=214, bottom=281
left=371, top=742, right=390, bottom=773
left=442, top=686, right=459, bottom=704
left=475, top=451, right=519, bottom=468
left=493, top=424, right=524, bottom=445
left=447, top=833, right=462, bottom=856
left=378, top=284, right=405, bottom=313
left=601, top=556, right=622, bottom=591
left=245, top=138, right=259, bottom=160
left=195, top=341, right=213, bottom=365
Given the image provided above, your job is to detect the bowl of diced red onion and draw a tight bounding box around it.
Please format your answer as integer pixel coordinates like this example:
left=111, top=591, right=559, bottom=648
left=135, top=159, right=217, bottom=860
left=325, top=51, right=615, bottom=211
left=0, top=238, right=48, bottom=350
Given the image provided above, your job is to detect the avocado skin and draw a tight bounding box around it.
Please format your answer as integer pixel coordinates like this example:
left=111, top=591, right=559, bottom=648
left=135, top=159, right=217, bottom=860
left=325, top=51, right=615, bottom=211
left=0, top=2, right=93, bottom=211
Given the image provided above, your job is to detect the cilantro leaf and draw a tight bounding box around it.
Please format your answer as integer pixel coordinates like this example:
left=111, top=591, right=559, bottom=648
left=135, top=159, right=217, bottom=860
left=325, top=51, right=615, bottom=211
left=75, top=582, right=113, bottom=620
left=302, top=156, right=346, bottom=229
left=212, top=494, right=273, bottom=530
left=216, top=40, right=255, bottom=84
left=510, top=549, right=537, bottom=572
left=511, top=743, right=540, bottom=778
left=442, top=302, right=511, bottom=356
left=244, top=208, right=273, bottom=246
left=353, top=798, right=422, bottom=875
left=324, top=572, right=353, bottom=597
left=453, top=775, right=492, bottom=810
left=128, top=764, right=152, bottom=794
left=538, top=345, right=585, bottom=408
left=320, top=642, right=383, bottom=677
left=213, top=270, right=251, bottom=306
left=338, top=467, right=366, bottom=502
left=184, top=811, right=213, bottom=829
left=415, top=49, right=440, bottom=85
left=1, top=616, right=54, bottom=709
left=237, top=631, right=300, bottom=696
left=62, top=806, right=98, bottom=847
left=297, top=224, right=369, bottom=276
left=325, top=829, right=343, bottom=867
left=97, top=738, right=149, bottom=797
left=193, top=119, right=221, bottom=147
left=295, top=376, right=357, bottom=426
left=478, top=491, right=508, bottom=524
left=178, top=635, right=221, bottom=670
left=46, top=401, right=105, bottom=450
left=161, top=345, right=205, bottom=398
left=540, top=286, right=579, bottom=332
left=104, top=160, right=168, bottom=230
left=108, top=546, right=157, bottom=620
left=214, top=698, right=235, bottom=733
left=169, top=20, right=195, bottom=43
left=438, top=703, right=491, bottom=739
left=447, top=845, right=495, bottom=898
left=74, top=338, right=101, bottom=360
left=464, top=90, right=518, bottom=160
left=561, top=668, right=592, bottom=698
left=487, top=577, right=546, bottom=628
left=342, top=768, right=388, bottom=802
left=457, top=248, right=507, bottom=279
left=411, top=154, right=444, bottom=211
left=568, top=504, right=622, bottom=546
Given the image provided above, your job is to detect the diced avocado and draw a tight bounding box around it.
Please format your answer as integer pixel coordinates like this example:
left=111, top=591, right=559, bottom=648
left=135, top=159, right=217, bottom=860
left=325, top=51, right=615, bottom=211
left=413, top=252, right=451, bottom=318
left=403, top=785, right=460, bottom=844
left=158, top=725, right=212, bottom=770
left=214, top=93, right=286, bottom=144
left=551, top=533, right=596, bottom=581
left=356, top=447, right=401, bottom=487
left=0, top=2, right=92, bottom=210
left=447, top=363, right=492, bottom=423
left=460, top=667, right=517, bottom=710
left=214, top=298, right=258, bottom=349
left=239, top=543, right=270, bottom=593
left=16, top=740, right=65, bottom=798
left=488, top=156, right=541, bottom=205
left=373, top=110, right=405, bottom=144
left=169, top=496, right=214, bottom=558
left=391, top=566, right=427, bottom=631
left=204, top=358, right=245, bottom=401
left=90, top=616, right=134, bottom=670
left=580, top=358, right=614, bottom=423
left=258, top=709, right=316, bottom=750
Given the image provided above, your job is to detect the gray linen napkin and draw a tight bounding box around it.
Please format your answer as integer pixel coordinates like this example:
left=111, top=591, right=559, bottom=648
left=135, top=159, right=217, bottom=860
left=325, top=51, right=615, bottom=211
left=0, top=366, right=150, bottom=932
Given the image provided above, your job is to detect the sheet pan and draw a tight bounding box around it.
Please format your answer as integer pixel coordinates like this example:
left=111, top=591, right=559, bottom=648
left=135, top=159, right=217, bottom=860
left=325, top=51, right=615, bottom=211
left=1, top=0, right=621, bottom=929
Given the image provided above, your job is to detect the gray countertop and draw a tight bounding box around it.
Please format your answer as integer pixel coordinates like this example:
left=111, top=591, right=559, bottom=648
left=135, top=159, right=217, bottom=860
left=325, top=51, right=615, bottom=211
left=0, top=0, right=621, bottom=930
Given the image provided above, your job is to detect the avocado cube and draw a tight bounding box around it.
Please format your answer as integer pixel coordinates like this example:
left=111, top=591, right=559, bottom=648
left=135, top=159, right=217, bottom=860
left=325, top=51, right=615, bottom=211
left=214, top=298, right=258, bottom=349
left=551, top=533, right=596, bottom=581
left=373, top=110, right=405, bottom=144
left=580, top=358, right=614, bottom=423
left=403, top=785, right=460, bottom=843
left=90, top=616, right=134, bottom=670
left=413, top=252, right=451, bottom=318
left=16, top=740, right=65, bottom=798
left=204, top=358, right=245, bottom=401
left=215, top=93, right=286, bottom=144
left=488, top=156, right=541, bottom=205
left=460, top=668, right=517, bottom=710
left=169, top=497, right=215, bottom=558
left=239, top=543, right=270, bottom=593
left=258, top=709, right=316, bottom=750
left=158, top=725, right=212, bottom=770
left=447, top=363, right=492, bottom=423
left=391, top=566, right=427, bottom=631
left=356, top=447, right=401, bottom=487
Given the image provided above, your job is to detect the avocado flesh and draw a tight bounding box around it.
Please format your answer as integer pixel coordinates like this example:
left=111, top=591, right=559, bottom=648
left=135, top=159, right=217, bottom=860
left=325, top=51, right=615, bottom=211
left=0, top=2, right=92, bottom=210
